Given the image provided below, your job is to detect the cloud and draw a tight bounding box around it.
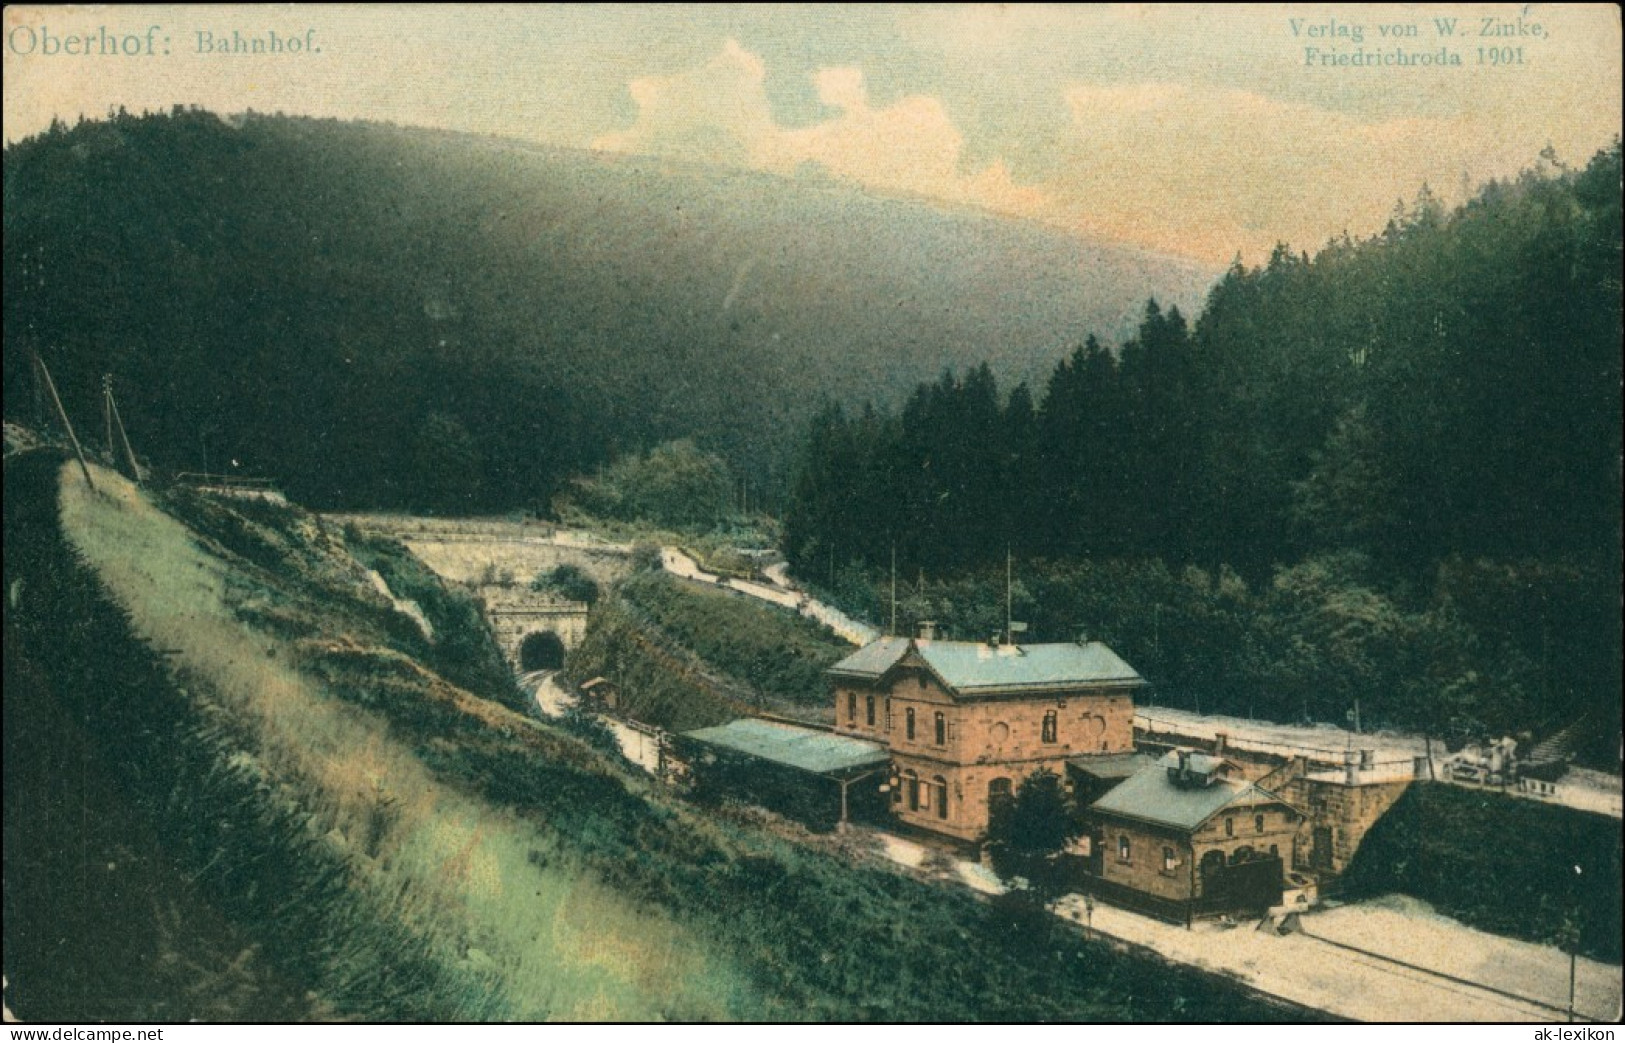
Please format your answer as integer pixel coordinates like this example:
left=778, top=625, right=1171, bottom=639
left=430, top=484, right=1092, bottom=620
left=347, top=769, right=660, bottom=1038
left=1054, top=81, right=1495, bottom=262
left=594, top=40, right=1056, bottom=226
left=591, top=39, right=776, bottom=167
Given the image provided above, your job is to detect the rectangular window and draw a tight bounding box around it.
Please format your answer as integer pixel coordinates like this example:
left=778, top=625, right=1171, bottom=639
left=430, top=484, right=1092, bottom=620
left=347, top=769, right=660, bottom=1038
left=1117, top=836, right=1132, bottom=863
left=1224, top=817, right=1234, bottom=837
left=934, top=711, right=946, bottom=745
left=847, top=692, right=856, bottom=722
left=906, top=707, right=916, bottom=740
left=1255, top=814, right=1266, bottom=834
left=1042, top=710, right=1058, bottom=743
left=865, top=695, right=875, bottom=727
left=1163, top=847, right=1177, bottom=873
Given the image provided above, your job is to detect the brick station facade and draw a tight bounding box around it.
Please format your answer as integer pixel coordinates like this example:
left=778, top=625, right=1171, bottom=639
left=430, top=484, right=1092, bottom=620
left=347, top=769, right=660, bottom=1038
left=829, top=636, right=1143, bottom=841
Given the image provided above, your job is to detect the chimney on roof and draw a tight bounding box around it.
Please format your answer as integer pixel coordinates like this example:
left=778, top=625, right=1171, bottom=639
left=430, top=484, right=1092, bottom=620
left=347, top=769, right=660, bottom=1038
left=918, top=620, right=937, bottom=641
left=1169, top=748, right=1194, bottom=787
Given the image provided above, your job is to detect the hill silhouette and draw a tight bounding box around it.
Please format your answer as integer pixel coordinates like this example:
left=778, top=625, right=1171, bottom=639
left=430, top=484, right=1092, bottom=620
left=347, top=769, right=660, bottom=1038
left=3, top=110, right=1214, bottom=511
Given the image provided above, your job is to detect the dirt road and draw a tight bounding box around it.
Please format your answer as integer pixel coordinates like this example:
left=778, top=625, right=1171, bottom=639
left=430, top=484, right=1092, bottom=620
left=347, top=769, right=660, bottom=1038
left=864, top=828, right=1621, bottom=1022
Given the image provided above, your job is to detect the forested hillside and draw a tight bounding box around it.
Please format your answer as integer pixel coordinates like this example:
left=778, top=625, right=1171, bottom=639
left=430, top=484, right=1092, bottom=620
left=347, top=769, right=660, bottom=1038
left=2, top=109, right=1211, bottom=512
left=5, top=450, right=1303, bottom=1022
left=785, top=144, right=1622, bottom=755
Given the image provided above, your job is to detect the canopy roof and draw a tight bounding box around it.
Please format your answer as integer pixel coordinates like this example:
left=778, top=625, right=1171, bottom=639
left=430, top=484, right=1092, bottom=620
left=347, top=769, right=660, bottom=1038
left=682, top=718, right=888, bottom=775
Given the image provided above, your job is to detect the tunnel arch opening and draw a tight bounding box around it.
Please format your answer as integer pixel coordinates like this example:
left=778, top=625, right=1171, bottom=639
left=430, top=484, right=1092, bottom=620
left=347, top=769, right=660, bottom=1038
left=518, top=630, right=566, bottom=672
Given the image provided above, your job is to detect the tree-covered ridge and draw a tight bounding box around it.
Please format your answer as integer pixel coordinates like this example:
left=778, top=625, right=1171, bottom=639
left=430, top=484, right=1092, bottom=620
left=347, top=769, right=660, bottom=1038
left=3, top=108, right=1211, bottom=513
left=788, top=143, right=1620, bottom=576
left=785, top=143, right=1621, bottom=755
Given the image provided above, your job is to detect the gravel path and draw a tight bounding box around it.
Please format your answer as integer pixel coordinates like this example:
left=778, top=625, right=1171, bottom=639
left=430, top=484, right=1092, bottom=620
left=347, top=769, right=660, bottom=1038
left=861, top=824, right=1620, bottom=1022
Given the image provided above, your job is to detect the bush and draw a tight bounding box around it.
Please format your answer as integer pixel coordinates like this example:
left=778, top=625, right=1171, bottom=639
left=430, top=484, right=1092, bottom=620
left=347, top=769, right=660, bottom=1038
left=531, top=563, right=599, bottom=606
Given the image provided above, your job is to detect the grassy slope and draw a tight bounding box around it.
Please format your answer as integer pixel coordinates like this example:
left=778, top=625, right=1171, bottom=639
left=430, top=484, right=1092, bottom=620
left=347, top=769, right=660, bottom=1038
left=623, top=571, right=846, bottom=706
left=38, top=460, right=759, bottom=1020
left=8, top=455, right=1304, bottom=1021
left=564, top=570, right=851, bottom=732
left=1340, top=783, right=1623, bottom=963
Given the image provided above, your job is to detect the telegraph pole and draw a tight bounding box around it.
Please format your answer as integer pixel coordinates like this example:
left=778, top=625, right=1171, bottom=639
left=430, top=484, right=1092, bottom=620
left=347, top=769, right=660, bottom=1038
left=32, top=348, right=94, bottom=490
left=889, top=543, right=897, bottom=638
left=1005, top=544, right=1013, bottom=645
left=103, top=375, right=142, bottom=485
left=103, top=374, right=114, bottom=460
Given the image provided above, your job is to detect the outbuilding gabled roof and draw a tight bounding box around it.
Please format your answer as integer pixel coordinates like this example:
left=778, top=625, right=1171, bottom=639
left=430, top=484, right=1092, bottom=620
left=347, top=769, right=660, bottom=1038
left=1090, top=752, right=1292, bottom=833
left=828, top=637, right=1143, bottom=696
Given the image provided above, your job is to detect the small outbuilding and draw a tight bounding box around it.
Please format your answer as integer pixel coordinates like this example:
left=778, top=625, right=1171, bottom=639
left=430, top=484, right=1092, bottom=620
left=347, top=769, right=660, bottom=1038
left=1087, top=749, right=1306, bottom=921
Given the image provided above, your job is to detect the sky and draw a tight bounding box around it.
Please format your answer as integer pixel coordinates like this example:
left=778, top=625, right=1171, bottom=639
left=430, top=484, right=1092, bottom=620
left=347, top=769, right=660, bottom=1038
left=4, top=3, right=1621, bottom=264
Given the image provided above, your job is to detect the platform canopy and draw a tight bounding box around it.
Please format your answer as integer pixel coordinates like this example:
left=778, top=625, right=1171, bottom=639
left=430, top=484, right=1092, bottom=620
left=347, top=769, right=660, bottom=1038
left=682, top=718, right=888, bottom=776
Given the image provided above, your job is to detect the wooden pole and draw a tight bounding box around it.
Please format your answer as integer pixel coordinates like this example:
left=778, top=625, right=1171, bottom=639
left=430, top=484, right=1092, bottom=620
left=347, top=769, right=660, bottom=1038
left=1568, top=943, right=1577, bottom=1022
left=103, top=374, right=114, bottom=458
left=109, top=387, right=143, bottom=486
left=33, top=349, right=95, bottom=490
left=889, top=544, right=897, bottom=638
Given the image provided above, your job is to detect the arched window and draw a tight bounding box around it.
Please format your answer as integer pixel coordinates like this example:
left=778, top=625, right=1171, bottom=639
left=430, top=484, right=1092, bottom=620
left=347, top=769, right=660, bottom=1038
left=847, top=692, right=856, bottom=722
left=1117, top=835, right=1132, bottom=863
left=865, top=695, right=875, bottom=727
left=1254, top=814, right=1266, bottom=834
left=934, top=711, right=946, bottom=745
left=906, top=707, right=916, bottom=740
left=1042, top=710, right=1058, bottom=743
left=906, top=771, right=920, bottom=811
left=1230, top=846, right=1255, bottom=865
left=934, top=776, right=949, bottom=819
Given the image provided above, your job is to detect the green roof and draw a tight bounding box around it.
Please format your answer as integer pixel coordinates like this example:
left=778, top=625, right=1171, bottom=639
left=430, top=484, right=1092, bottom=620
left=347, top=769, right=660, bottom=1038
left=1090, top=752, right=1281, bottom=832
left=1068, top=752, right=1155, bottom=780
left=829, top=637, right=1143, bottom=694
left=681, top=718, right=888, bottom=775
left=827, top=636, right=913, bottom=680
